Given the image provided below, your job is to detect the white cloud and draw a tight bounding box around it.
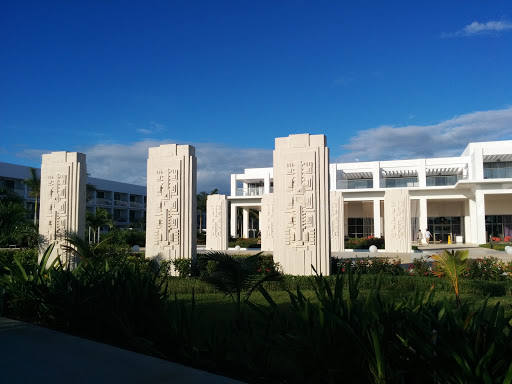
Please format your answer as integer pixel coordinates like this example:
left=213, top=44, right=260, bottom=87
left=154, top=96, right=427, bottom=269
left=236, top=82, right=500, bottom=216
left=82, top=140, right=273, bottom=194
left=16, top=148, right=53, bottom=160
left=445, top=20, right=512, bottom=37
left=13, top=139, right=273, bottom=194
left=137, top=121, right=167, bottom=135
left=337, top=107, right=512, bottom=162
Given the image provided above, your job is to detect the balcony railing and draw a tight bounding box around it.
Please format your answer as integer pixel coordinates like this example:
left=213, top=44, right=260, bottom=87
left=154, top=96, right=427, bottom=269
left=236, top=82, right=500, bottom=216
left=114, top=200, right=129, bottom=207
left=236, top=187, right=264, bottom=196
left=96, top=198, right=112, bottom=205
left=484, top=167, right=512, bottom=179
left=382, top=177, right=419, bottom=188
left=426, top=175, right=464, bottom=186
left=130, top=201, right=144, bottom=208
left=336, top=179, right=373, bottom=190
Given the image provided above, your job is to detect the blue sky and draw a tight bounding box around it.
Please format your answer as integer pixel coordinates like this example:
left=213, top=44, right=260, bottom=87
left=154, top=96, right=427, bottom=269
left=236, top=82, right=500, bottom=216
left=1, top=1, right=512, bottom=193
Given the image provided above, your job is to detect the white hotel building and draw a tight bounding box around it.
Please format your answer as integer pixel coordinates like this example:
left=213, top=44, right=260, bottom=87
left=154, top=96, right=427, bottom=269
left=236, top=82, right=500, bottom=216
left=229, top=141, right=512, bottom=245
left=0, top=162, right=146, bottom=228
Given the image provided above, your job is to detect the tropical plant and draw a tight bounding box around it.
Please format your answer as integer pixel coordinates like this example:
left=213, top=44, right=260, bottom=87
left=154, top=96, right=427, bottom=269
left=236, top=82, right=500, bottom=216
left=196, top=188, right=218, bottom=233
left=0, top=187, right=29, bottom=247
left=201, top=251, right=283, bottom=322
left=86, top=208, right=115, bottom=243
left=22, top=167, right=40, bottom=225
left=430, top=249, right=469, bottom=309
left=60, top=233, right=113, bottom=264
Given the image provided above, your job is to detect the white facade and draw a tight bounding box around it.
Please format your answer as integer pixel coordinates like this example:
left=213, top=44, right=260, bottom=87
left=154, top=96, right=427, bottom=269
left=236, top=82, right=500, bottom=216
left=228, top=141, right=512, bottom=246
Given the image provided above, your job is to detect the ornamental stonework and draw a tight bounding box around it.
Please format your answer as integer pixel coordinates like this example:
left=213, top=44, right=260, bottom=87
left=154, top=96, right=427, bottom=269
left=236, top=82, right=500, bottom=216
left=146, top=145, right=196, bottom=270
left=273, top=134, right=330, bottom=275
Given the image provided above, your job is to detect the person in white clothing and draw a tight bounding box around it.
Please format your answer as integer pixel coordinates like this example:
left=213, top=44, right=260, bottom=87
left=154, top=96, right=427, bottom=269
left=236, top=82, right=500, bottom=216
left=424, top=229, right=432, bottom=245
left=416, top=229, right=423, bottom=245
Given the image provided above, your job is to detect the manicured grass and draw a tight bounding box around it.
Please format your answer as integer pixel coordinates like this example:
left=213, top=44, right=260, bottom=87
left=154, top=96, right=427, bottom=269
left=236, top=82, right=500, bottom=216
left=479, top=242, right=511, bottom=251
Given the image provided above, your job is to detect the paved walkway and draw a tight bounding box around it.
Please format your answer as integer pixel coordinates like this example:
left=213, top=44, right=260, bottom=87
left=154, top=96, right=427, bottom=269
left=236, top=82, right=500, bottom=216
left=331, top=243, right=512, bottom=263
left=0, top=317, right=243, bottom=384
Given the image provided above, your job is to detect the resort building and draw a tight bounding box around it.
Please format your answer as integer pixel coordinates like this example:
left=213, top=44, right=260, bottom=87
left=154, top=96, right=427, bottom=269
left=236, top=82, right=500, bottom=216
left=0, top=162, right=147, bottom=229
left=229, top=141, right=512, bottom=245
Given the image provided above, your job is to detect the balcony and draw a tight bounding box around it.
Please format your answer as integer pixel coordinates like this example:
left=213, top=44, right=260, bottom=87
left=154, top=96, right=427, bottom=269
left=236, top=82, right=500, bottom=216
left=130, top=201, right=144, bottom=208
left=114, top=200, right=129, bottom=207
left=426, top=175, right=461, bottom=186
left=336, top=179, right=373, bottom=190
left=382, top=177, right=419, bottom=188
left=96, top=198, right=112, bottom=205
left=236, top=186, right=264, bottom=196
left=484, top=167, right=512, bottom=179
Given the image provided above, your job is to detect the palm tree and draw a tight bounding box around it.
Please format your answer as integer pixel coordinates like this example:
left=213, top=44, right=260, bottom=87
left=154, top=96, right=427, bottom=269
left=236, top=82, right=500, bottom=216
left=23, top=167, right=40, bottom=225
left=197, top=188, right=218, bottom=233
left=202, top=251, right=283, bottom=323
left=431, top=249, right=469, bottom=309
left=86, top=208, right=115, bottom=243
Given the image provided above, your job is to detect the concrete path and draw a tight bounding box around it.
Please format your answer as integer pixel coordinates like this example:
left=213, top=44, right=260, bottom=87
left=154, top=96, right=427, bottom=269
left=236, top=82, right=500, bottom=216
left=332, top=243, right=512, bottom=263
left=0, top=317, right=243, bottom=384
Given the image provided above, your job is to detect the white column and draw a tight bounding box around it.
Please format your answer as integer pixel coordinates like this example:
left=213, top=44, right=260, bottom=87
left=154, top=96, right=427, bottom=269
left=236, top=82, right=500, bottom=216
left=264, top=172, right=271, bottom=194
left=419, top=197, right=428, bottom=232
left=230, top=204, right=237, bottom=238
left=39, top=151, right=87, bottom=267
left=242, top=208, right=249, bottom=238
left=464, top=199, right=471, bottom=243
left=373, top=198, right=381, bottom=237
left=468, top=196, right=477, bottom=243
left=230, top=174, right=237, bottom=196
left=475, top=190, right=486, bottom=244
left=372, top=162, right=380, bottom=189
left=206, top=194, right=228, bottom=250
left=417, top=159, right=426, bottom=188
left=146, top=144, right=197, bottom=266
left=329, top=164, right=337, bottom=191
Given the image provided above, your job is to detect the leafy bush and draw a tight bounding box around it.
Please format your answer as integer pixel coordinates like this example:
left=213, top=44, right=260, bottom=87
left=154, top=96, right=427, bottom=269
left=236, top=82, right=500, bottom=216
left=332, top=256, right=404, bottom=276
left=344, top=236, right=385, bottom=249
left=406, top=255, right=434, bottom=276
left=102, top=229, right=146, bottom=247
left=228, top=237, right=260, bottom=248
left=0, top=248, right=38, bottom=276
left=463, top=257, right=512, bottom=281
left=172, top=258, right=192, bottom=277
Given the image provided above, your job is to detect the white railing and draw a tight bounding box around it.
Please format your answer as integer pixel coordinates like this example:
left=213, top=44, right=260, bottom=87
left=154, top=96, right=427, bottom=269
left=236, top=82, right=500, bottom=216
left=236, top=187, right=264, bottom=196
left=484, top=167, right=512, bottom=179
left=96, top=198, right=112, bottom=205
left=336, top=179, right=373, bottom=189
left=426, top=175, right=466, bottom=186
left=381, top=177, right=419, bottom=188
left=114, top=200, right=128, bottom=206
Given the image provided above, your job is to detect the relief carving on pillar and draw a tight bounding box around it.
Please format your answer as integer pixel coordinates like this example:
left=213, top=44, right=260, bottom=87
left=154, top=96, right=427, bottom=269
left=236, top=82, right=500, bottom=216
left=45, top=173, right=68, bottom=242
left=154, top=168, right=181, bottom=258
left=284, top=160, right=316, bottom=250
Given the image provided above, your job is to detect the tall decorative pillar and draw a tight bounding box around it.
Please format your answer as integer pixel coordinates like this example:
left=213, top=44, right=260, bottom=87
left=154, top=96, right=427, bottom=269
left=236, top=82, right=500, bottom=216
left=260, top=193, right=274, bottom=251
left=146, top=145, right=197, bottom=269
left=273, top=133, right=330, bottom=276
left=330, top=191, right=344, bottom=252
left=384, top=189, right=411, bottom=253
left=39, top=152, right=86, bottom=267
left=206, top=194, right=228, bottom=250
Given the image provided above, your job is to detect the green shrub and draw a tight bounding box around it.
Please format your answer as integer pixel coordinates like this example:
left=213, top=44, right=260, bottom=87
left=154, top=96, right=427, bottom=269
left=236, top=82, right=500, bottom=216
left=228, top=237, right=260, bottom=248
left=102, top=229, right=146, bottom=247
left=172, top=258, right=192, bottom=277
left=331, top=256, right=404, bottom=276
left=462, top=257, right=512, bottom=281
left=344, top=236, right=385, bottom=249
left=0, top=248, right=38, bottom=276
left=406, top=255, right=434, bottom=276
